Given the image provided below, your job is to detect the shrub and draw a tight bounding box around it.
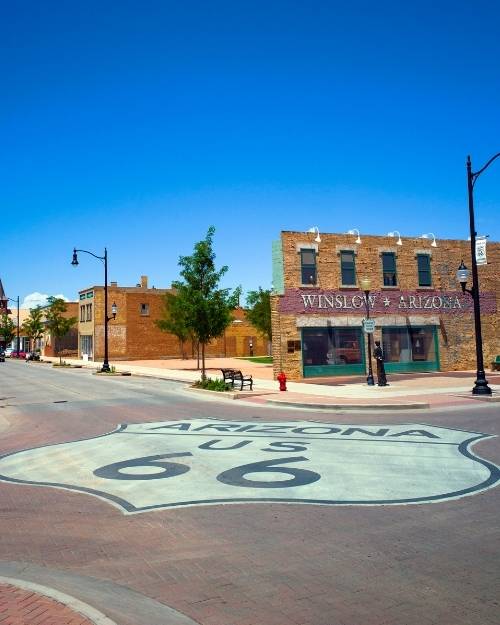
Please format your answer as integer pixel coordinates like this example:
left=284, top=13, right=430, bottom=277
left=193, top=377, right=231, bottom=392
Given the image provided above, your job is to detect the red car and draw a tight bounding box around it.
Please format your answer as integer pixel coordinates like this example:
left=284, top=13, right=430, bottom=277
left=10, top=351, right=27, bottom=359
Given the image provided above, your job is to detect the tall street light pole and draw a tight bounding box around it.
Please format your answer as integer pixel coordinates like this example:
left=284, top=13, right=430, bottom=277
left=359, top=277, right=374, bottom=386
left=461, top=153, right=499, bottom=395
left=72, top=247, right=117, bottom=373
left=6, top=296, right=20, bottom=357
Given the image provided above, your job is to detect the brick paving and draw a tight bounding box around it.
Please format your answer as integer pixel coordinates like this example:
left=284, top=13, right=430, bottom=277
left=0, top=583, right=96, bottom=625
left=0, top=363, right=499, bottom=625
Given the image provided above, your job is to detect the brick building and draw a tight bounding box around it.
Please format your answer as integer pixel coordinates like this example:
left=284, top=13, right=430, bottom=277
left=78, top=275, right=267, bottom=361
left=41, top=302, right=79, bottom=358
left=271, top=231, right=499, bottom=380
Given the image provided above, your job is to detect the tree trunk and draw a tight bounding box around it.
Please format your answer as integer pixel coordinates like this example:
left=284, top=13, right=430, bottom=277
left=201, top=342, right=206, bottom=380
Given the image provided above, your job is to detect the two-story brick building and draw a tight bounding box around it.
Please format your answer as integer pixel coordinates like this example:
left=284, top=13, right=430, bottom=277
left=271, top=231, right=499, bottom=380
left=78, top=275, right=268, bottom=361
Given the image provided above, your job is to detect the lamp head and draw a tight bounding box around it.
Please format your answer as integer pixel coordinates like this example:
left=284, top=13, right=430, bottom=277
left=359, top=277, right=372, bottom=293
left=307, top=227, right=321, bottom=243
left=347, top=229, right=361, bottom=244
left=71, top=249, right=79, bottom=266
left=456, top=260, right=469, bottom=292
left=421, top=233, right=437, bottom=247
left=388, top=231, right=403, bottom=246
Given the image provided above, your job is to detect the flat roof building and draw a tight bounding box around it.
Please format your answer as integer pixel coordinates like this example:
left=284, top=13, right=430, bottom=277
left=271, top=231, right=499, bottom=380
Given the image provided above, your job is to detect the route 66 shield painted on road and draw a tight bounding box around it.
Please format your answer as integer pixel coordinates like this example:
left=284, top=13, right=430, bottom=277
left=0, top=419, right=498, bottom=514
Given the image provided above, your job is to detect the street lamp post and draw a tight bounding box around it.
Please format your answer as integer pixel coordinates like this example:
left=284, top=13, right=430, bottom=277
left=457, top=153, right=500, bottom=396
left=6, top=296, right=20, bottom=357
left=72, top=247, right=117, bottom=373
left=359, top=277, right=374, bottom=386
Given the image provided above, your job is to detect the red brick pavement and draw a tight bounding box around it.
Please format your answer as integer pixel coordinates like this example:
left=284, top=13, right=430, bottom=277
left=1, top=392, right=499, bottom=625
left=0, top=583, right=96, bottom=625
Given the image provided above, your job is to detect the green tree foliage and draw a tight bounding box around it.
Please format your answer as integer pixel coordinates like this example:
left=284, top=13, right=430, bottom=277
left=245, top=288, right=272, bottom=342
left=173, top=226, right=240, bottom=379
left=0, top=312, right=16, bottom=348
left=155, top=292, right=192, bottom=359
left=21, top=306, right=45, bottom=352
left=45, top=297, right=77, bottom=364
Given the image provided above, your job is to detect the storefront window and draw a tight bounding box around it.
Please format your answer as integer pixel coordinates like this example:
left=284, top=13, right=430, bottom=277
left=382, top=327, right=436, bottom=363
left=302, top=328, right=363, bottom=366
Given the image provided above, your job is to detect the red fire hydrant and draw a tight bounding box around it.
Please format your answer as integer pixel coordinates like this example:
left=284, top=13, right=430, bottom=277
left=277, top=371, right=287, bottom=391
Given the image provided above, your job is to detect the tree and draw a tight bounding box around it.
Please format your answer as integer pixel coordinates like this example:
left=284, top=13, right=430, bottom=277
left=245, top=288, right=272, bottom=343
left=45, top=297, right=77, bottom=364
left=155, top=292, right=192, bottom=359
left=173, top=226, right=240, bottom=379
left=0, top=312, right=15, bottom=349
left=22, top=306, right=44, bottom=353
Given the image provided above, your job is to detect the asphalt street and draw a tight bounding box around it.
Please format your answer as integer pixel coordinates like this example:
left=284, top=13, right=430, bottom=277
left=0, top=360, right=499, bottom=625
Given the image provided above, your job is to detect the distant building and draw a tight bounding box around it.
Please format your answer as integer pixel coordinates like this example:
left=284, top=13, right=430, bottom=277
left=271, top=231, right=499, bottom=380
left=77, top=275, right=267, bottom=361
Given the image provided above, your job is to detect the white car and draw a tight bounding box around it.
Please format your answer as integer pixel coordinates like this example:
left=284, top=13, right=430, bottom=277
left=4, top=348, right=13, bottom=357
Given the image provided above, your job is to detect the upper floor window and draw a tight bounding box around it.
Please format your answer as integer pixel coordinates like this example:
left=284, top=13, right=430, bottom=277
left=382, top=252, right=398, bottom=286
left=300, top=249, right=317, bottom=285
left=86, top=303, right=92, bottom=321
left=417, top=254, right=432, bottom=287
left=80, top=305, right=85, bottom=322
left=340, top=250, right=356, bottom=286
left=140, top=303, right=150, bottom=316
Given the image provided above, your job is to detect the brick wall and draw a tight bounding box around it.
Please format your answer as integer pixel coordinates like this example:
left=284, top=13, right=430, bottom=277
left=273, top=232, right=500, bottom=380
left=83, top=284, right=268, bottom=360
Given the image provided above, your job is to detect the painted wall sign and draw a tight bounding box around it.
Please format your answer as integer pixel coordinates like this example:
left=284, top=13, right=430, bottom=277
left=0, top=419, right=497, bottom=514
left=279, top=289, right=497, bottom=315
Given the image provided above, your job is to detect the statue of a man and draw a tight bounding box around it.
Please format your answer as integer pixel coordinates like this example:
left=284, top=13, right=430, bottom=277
left=374, top=340, right=388, bottom=386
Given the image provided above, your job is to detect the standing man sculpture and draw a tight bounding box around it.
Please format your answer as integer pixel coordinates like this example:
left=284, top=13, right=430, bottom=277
left=374, top=340, right=388, bottom=386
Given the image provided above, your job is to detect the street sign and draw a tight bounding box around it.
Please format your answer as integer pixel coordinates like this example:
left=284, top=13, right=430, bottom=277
left=363, top=319, right=375, bottom=333
left=476, top=237, right=487, bottom=266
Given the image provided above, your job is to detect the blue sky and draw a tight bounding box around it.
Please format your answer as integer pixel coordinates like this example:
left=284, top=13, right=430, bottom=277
left=1, top=0, right=499, bottom=307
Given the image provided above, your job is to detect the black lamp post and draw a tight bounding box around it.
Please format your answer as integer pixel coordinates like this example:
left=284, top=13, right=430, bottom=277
left=6, top=296, right=20, bottom=357
left=359, top=277, right=375, bottom=386
left=71, top=248, right=117, bottom=373
left=457, top=152, right=500, bottom=396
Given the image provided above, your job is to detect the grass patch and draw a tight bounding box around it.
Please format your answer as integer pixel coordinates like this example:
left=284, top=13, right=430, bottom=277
left=193, top=378, right=232, bottom=392
left=236, top=356, right=273, bottom=364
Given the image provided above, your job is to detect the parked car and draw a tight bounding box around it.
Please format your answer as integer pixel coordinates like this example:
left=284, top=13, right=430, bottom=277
left=26, top=351, right=41, bottom=361
left=10, top=350, right=27, bottom=359
left=4, top=347, right=13, bottom=357
left=0, top=350, right=5, bottom=362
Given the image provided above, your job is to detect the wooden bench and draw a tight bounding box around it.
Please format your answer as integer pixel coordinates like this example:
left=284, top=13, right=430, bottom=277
left=493, top=356, right=500, bottom=371
left=220, top=368, right=253, bottom=391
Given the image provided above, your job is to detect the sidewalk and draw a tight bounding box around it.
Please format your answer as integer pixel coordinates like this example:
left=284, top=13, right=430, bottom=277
left=39, top=356, right=500, bottom=410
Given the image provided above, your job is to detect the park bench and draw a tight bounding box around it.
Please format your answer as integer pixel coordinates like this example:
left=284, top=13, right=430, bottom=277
left=493, top=355, right=500, bottom=371
left=220, top=368, right=253, bottom=391
left=221, top=368, right=236, bottom=385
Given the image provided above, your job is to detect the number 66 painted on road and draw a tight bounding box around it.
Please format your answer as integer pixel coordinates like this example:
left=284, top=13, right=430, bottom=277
left=94, top=453, right=321, bottom=489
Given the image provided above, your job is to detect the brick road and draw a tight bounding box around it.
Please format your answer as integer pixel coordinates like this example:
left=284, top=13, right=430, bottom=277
left=0, top=363, right=499, bottom=625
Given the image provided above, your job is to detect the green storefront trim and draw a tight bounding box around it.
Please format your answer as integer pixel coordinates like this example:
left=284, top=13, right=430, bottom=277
left=381, top=325, right=440, bottom=374
left=304, top=363, right=366, bottom=377
left=302, top=327, right=367, bottom=378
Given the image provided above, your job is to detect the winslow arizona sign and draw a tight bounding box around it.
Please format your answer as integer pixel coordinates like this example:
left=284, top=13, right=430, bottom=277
left=0, top=419, right=498, bottom=514
left=278, top=289, right=497, bottom=315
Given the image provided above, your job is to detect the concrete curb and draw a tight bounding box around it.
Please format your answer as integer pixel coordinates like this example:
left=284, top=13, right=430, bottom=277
left=0, top=562, right=200, bottom=625
left=186, top=386, right=276, bottom=400
left=265, top=398, right=430, bottom=411
left=0, top=575, right=118, bottom=625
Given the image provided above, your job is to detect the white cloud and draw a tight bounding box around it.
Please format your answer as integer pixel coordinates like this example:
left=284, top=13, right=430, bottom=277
left=21, top=292, right=69, bottom=309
